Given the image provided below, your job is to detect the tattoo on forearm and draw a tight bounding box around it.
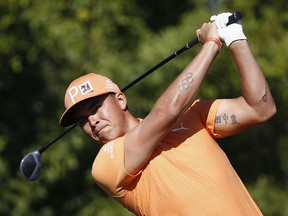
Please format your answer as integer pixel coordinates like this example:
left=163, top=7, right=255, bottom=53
left=262, top=94, right=268, bottom=102
left=178, top=72, right=194, bottom=91
left=215, top=113, right=239, bottom=125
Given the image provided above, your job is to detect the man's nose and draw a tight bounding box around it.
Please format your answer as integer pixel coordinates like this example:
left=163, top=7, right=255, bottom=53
left=87, top=115, right=99, bottom=127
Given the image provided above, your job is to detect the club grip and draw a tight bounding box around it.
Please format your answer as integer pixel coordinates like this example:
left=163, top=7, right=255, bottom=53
left=227, top=11, right=242, bottom=25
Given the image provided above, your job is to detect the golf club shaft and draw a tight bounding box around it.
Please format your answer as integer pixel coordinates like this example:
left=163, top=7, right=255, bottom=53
left=38, top=123, right=77, bottom=153
left=120, top=11, right=242, bottom=91
left=120, top=37, right=199, bottom=92
left=37, top=11, right=243, bottom=153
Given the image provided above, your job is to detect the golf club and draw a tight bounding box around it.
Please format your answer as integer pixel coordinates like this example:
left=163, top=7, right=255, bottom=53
left=20, top=11, right=242, bottom=181
left=20, top=124, right=76, bottom=181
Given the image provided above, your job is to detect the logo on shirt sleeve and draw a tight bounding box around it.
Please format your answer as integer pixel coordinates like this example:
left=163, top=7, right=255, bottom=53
left=103, top=142, right=114, bottom=159
left=171, top=123, right=189, bottom=132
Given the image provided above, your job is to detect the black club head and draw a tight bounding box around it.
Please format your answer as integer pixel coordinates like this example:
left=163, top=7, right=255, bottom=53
left=20, top=151, right=41, bottom=181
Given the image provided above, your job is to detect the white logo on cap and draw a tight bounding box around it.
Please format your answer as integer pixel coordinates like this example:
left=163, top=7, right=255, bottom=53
left=105, top=79, right=116, bottom=89
left=68, top=81, right=94, bottom=104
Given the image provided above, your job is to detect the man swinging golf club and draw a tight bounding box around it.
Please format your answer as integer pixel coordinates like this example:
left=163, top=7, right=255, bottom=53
left=59, top=12, right=276, bottom=215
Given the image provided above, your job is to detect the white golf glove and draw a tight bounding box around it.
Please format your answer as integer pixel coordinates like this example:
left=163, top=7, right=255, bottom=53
left=210, top=12, right=247, bottom=47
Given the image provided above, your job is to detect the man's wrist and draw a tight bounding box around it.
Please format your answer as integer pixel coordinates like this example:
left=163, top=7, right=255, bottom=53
left=205, top=37, right=222, bottom=52
left=228, top=39, right=248, bottom=50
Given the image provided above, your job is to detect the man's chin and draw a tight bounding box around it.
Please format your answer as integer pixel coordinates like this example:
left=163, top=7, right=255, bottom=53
left=91, top=134, right=112, bottom=145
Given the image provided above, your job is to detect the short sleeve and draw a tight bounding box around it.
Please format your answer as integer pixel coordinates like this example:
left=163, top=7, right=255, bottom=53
left=91, top=136, right=140, bottom=198
left=192, top=99, right=223, bottom=138
left=205, top=99, right=223, bottom=138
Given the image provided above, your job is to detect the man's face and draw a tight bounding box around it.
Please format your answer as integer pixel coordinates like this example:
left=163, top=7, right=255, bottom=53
left=74, top=93, right=126, bottom=144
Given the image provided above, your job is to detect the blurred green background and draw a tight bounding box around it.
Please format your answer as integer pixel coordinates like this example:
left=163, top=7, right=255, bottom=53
left=0, top=0, right=287, bottom=215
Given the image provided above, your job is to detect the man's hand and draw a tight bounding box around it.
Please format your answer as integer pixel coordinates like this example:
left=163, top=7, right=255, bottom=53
left=210, top=12, right=247, bottom=47
left=196, top=22, right=219, bottom=44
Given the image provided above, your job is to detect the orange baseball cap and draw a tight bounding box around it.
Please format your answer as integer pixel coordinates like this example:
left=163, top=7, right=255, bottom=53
left=59, top=73, right=121, bottom=127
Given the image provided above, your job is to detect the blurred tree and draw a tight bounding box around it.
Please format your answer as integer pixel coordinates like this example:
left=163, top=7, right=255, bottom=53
left=0, top=0, right=287, bottom=215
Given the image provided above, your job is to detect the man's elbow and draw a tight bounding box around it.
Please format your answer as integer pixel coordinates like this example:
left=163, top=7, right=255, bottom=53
left=268, top=103, right=277, bottom=119
left=259, top=102, right=277, bottom=123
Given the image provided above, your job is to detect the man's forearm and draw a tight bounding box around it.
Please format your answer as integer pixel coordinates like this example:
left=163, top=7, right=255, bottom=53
left=154, top=41, right=219, bottom=120
left=229, top=40, right=276, bottom=119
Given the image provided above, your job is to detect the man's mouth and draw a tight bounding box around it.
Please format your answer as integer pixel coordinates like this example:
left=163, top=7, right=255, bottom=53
left=95, top=125, right=108, bottom=136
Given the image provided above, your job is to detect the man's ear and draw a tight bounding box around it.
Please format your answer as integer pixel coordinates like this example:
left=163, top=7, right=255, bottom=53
left=114, top=92, right=128, bottom=110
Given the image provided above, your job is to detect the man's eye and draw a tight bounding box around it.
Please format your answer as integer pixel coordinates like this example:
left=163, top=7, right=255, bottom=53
left=92, top=105, right=101, bottom=113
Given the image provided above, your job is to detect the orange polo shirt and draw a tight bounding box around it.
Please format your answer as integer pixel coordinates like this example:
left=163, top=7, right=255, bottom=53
left=92, top=99, right=263, bottom=216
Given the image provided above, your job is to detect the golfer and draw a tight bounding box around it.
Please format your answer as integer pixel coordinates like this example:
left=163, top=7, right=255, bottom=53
left=59, top=12, right=276, bottom=215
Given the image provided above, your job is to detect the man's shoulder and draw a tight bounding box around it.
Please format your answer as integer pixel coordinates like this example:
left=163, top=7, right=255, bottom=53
left=97, top=136, right=125, bottom=159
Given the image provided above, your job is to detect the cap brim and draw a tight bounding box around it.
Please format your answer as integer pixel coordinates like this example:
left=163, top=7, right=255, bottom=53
left=59, top=91, right=119, bottom=127
left=59, top=104, right=78, bottom=127
left=60, top=95, right=100, bottom=127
